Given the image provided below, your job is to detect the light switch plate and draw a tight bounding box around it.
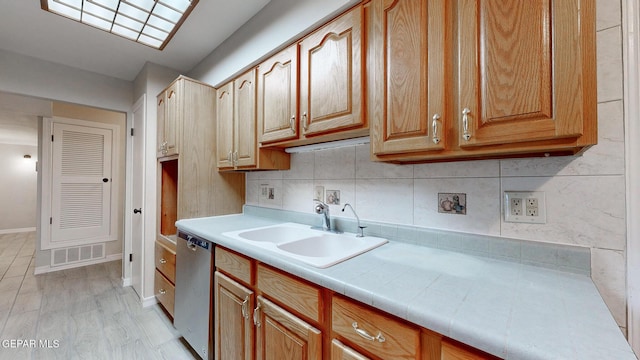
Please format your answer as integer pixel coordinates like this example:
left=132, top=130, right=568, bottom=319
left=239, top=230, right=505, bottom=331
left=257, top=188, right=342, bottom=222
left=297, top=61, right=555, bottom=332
left=504, top=191, right=546, bottom=224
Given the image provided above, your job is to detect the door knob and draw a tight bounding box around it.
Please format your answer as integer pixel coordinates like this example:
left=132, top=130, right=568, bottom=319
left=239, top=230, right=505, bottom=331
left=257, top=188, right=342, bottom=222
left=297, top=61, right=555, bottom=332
left=133, top=208, right=142, bottom=214
left=103, top=178, right=109, bottom=183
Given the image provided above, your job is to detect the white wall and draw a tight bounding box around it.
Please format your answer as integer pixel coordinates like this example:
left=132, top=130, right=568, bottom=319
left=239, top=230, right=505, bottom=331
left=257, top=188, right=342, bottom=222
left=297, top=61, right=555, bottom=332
left=0, top=144, right=38, bottom=232
left=133, top=62, right=180, bottom=302
left=0, top=49, right=132, bottom=112
left=188, top=0, right=629, bottom=333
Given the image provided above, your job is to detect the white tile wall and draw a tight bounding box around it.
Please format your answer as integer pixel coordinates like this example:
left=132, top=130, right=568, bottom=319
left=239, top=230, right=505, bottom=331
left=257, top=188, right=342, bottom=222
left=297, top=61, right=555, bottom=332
left=246, top=0, right=627, bottom=330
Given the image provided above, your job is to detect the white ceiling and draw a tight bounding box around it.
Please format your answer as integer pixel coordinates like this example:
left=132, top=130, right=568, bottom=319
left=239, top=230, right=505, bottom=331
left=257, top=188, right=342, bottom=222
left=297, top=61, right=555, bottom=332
left=0, top=0, right=271, bottom=81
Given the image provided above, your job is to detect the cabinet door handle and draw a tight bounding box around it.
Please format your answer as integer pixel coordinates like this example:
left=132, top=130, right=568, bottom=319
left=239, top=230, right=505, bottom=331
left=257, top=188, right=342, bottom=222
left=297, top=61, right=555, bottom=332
left=159, top=289, right=166, bottom=295
left=227, top=150, right=232, bottom=164
left=432, top=114, right=441, bottom=144
left=302, top=112, right=308, bottom=131
left=289, top=115, right=296, bottom=134
left=233, top=151, right=238, bottom=165
left=253, top=302, right=262, bottom=327
left=462, top=108, right=472, bottom=141
left=352, top=322, right=386, bottom=343
left=159, top=258, right=167, bottom=264
left=241, top=296, right=249, bottom=319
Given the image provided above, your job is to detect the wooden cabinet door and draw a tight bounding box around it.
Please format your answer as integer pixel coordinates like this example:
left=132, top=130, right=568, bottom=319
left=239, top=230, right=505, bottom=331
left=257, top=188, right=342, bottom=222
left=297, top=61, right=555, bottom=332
left=299, top=5, right=364, bottom=137
left=255, top=295, right=322, bottom=360
left=163, top=81, right=181, bottom=156
left=456, top=0, right=595, bottom=148
left=214, top=272, right=254, bottom=360
left=216, top=81, right=234, bottom=169
left=370, top=0, right=448, bottom=156
left=234, top=69, right=258, bottom=168
left=257, top=44, right=299, bottom=144
left=331, top=339, right=370, bottom=360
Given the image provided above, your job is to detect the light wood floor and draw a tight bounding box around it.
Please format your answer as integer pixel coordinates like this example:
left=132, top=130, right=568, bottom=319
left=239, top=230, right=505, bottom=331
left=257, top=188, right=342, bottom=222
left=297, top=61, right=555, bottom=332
left=0, top=232, right=198, bottom=360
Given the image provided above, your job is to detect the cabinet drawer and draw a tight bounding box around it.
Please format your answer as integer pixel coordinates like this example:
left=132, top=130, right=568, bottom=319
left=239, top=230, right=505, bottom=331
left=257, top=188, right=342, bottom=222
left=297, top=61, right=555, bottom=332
left=215, top=246, right=252, bottom=285
left=332, top=295, right=419, bottom=359
left=257, top=264, right=321, bottom=322
left=155, top=241, right=176, bottom=283
left=441, top=339, right=499, bottom=360
left=154, top=269, right=175, bottom=317
left=331, top=339, right=371, bottom=360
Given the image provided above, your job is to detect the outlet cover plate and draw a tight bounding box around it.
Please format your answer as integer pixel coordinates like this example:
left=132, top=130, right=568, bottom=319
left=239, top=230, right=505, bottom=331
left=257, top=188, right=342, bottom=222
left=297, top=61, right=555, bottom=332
left=504, top=191, right=546, bottom=224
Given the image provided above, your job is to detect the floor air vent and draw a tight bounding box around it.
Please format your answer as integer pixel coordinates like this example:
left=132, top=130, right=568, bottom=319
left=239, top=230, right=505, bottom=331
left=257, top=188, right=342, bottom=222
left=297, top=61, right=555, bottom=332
left=51, top=243, right=105, bottom=267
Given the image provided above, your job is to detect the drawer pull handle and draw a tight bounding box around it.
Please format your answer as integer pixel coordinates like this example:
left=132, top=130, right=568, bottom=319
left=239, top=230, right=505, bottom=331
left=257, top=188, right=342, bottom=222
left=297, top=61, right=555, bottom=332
left=352, top=322, right=386, bottom=343
left=253, top=302, right=262, bottom=327
left=159, top=289, right=166, bottom=295
left=159, top=258, right=167, bottom=264
left=241, top=296, right=249, bottom=319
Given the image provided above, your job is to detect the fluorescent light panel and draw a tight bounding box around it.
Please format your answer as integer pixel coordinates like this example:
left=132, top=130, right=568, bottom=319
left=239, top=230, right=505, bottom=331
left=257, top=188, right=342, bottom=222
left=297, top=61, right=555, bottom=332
left=41, top=0, right=199, bottom=50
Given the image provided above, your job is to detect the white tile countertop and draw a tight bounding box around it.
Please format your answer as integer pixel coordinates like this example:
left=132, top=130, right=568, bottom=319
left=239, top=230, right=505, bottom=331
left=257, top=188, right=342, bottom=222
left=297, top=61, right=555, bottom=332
left=176, top=213, right=637, bottom=360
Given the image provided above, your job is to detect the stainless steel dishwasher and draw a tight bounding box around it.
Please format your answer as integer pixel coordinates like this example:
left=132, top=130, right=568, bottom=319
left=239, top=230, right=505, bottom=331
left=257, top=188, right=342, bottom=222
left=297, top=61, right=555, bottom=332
left=175, top=231, right=213, bottom=359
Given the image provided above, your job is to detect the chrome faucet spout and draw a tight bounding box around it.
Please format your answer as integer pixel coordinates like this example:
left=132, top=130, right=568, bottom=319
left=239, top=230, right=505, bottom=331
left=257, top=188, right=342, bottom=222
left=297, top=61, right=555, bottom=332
left=341, top=203, right=366, bottom=237
left=314, top=200, right=331, bottom=231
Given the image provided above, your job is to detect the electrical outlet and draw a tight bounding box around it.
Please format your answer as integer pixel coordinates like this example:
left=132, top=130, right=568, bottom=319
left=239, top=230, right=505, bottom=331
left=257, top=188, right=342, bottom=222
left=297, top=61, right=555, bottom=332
left=510, top=197, right=523, bottom=216
left=504, top=191, right=546, bottom=224
left=526, top=198, right=538, bottom=216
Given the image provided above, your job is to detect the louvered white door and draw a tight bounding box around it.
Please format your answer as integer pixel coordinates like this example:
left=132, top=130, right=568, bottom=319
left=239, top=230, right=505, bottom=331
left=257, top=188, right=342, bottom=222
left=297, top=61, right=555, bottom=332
left=50, top=123, right=113, bottom=245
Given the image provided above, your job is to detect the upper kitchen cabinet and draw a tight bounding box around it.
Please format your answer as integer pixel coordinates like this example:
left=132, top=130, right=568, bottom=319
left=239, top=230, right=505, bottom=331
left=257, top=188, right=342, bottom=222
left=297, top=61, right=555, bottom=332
left=257, top=44, right=299, bottom=145
left=157, top=76, right=245, bottom=243
left=216, top=80, right=234, bottom=169
left=299, top=5, right=366, bottom=138
left=456, top=0, right=596, bottom=149
left=157, top=80, right=181, bottom=157
left=369, top=0, right=449, bottom=157
left=217, top=69, right=290, bottom=171
left=257, top=4, right=368, bottom=148
left=371, top=0, right=596, bottom=162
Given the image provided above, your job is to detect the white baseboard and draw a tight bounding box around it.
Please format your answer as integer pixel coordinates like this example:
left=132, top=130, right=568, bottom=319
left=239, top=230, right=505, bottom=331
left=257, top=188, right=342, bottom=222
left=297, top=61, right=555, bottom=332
left=121, top=277, right=132, bottom=287
left=34, top=253, right=122, bottom=275
left=142, top=295, right=158, bottom=308
left=0, top=227, right=36, bottom=234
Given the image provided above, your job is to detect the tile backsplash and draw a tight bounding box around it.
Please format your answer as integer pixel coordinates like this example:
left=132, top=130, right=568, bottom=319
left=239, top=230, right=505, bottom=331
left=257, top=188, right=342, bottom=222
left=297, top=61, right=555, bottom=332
left=243, top=205, right=592, bottom=276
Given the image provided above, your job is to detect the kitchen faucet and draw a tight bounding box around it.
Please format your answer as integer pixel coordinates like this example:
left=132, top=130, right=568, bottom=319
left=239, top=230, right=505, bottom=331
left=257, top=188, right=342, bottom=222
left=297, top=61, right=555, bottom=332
left=314, top=199, right=332, bottom=231
left=341, top=203, right=366, bottom=237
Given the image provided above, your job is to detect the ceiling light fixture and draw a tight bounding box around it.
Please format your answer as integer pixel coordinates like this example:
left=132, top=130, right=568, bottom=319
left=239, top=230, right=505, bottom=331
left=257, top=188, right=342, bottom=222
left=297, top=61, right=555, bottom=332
left=40, top=0, right=199, bottom=50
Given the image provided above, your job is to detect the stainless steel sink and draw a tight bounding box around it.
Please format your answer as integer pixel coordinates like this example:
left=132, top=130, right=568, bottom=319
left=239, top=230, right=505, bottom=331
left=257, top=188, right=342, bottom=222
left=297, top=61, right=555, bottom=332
left=222, top=223, right=388, bottom=268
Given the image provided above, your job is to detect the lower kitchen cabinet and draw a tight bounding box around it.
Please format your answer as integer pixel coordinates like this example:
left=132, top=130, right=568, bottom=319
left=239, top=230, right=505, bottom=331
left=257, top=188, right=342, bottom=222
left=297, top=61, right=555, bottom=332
left=333, top=294, right=420, bottom=359
left=331, top=339, right=370, bottom=360
left=213, top=272, right=254, bottom=360
left=422, top=329, right=500, bottom=360
left=254, top=295, right=322, bottom=360
left=213, top=245, right=499, bottom=360
left=154, top=239, right=176, bottom=318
